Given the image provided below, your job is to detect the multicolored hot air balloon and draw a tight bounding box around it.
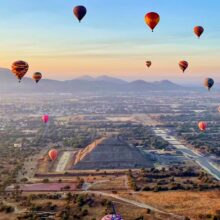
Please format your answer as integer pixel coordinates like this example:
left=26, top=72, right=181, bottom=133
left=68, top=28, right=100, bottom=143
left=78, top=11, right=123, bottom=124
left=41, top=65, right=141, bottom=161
left=73, top=5, right=87, bottom=22
left=145, top=12, right=160, bottom=32
left=42, top=115, right=49, bottom=124
left=179, top=61, right=188, bottom=73
left=146, top=61, right=152, bottom=68
left=198, top=121, right=207, bottom=131
left=32, top=72, right=42, bottom=83
left=194, top=26, right=204, bottom=38
left=204, top=78, right=214, bottom=91
left=101, top=214, right=123, bottom=220
left=48, top=149, right=58, bottom=161
left=11, top=60, right=29, bottom=82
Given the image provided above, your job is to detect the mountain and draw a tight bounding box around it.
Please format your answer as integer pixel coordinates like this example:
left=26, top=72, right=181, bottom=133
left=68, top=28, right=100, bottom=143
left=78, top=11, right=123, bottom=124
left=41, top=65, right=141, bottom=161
left=0, top=68, right=186, bottom=94
left=76, top=75, right=127, bottom=84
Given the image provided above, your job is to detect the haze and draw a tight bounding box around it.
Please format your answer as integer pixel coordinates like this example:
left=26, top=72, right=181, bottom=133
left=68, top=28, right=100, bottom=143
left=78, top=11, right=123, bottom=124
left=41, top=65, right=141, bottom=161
left=0, top=0, right=219, bottom=84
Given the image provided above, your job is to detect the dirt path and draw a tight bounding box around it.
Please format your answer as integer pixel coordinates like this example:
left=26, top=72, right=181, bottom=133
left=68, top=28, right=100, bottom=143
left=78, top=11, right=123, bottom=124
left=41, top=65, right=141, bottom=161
left=81, top=190, right=184, bottom=220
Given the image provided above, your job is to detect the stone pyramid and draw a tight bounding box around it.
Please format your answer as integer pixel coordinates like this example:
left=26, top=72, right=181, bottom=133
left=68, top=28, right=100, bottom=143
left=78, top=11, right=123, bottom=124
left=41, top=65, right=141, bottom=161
left=73, top=136, right=153, bottom=170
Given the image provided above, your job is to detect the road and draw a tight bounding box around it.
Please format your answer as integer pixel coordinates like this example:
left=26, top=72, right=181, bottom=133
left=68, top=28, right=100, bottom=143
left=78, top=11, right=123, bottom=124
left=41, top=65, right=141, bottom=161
left=153, top=128, right=220, bottom=181
left=83, top=190, right=184, bottom=220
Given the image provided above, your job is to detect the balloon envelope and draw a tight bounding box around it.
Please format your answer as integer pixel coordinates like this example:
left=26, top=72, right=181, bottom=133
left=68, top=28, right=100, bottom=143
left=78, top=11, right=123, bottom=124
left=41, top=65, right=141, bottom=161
left=198, top=121, right=207, bottom=131
left=48, top=149, right=58, bottom=161
left=194, top=26, right=204, bottom=38
left=101, top=215, right=123, bottom=220
left=145, top=12, right=160, bottom=32
left=11, top=60, right=29, bottom=82
left=146, top=61, right=152, bottom=68
left=204, top=78, right=214, bottom=91
left=42, top=115, right=49, bottom=124
left=179, top=61, right=188, bottom=72
left=73, top=5, right=87, bottom=22
left=33, top=72, right=42, bottom=83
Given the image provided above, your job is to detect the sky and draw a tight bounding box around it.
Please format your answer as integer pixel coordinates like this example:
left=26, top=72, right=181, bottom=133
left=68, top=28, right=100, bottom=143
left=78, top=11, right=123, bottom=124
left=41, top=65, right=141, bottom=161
left=0, top=0, right=220, bottom=84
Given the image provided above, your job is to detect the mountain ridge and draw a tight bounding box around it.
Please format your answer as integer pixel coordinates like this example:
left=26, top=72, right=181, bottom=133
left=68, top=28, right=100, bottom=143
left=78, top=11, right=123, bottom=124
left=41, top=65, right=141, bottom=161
left=0, top=68, right=187, bottom=93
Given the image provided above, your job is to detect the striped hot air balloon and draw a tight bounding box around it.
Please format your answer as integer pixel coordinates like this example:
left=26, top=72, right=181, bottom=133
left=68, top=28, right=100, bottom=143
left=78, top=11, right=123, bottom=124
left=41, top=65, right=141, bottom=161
left=101, top=215, right=123, bottom=220
left=204, top=78, right=214, bottom=91
left=194, top=26, right=204, bottom=38
left=33, top=72, right=42, bottom=83
left=146, top=61, right=152, bottom=68
left=11, top=60, right=29, bottom=82
left=179, top=61, right=188, bottom=73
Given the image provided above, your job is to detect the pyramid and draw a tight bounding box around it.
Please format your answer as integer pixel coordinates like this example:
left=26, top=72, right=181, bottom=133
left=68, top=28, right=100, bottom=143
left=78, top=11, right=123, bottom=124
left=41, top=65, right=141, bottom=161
left=72, top=136, right=153, bottom=170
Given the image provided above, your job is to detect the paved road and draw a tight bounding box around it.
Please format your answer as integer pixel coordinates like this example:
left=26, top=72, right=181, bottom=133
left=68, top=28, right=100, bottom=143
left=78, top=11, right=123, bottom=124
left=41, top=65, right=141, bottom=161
left=153, top=128, right=220, bottom=181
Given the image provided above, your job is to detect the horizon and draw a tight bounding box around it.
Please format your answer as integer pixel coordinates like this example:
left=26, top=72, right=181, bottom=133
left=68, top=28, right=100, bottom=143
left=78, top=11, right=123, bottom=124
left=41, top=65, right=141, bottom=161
left=0, top=0, right=219, bottom=84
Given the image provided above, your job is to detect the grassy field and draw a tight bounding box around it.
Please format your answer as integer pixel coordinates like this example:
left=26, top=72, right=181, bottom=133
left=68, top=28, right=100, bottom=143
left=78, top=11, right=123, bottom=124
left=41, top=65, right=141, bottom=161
left=120, top=190, right=220, bottom=220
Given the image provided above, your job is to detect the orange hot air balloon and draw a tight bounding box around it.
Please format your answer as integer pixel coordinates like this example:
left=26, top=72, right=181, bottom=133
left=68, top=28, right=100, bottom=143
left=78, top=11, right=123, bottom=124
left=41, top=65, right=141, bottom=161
left=11, top=60, right=29, bottom=82
left=32, top=72, right=42, bottom=83
left=145, top=12, right=160, bottom=32
left=146, top=61, right=152, bottom=68
left=48, top=149, right=58, bottom=161
left=198, top=121, right=207, bottom=131
left=194, top=26, right=204, bottom=38
left=73, top=5, right=87, bottom=22
left=179, top=61, right=188, bottom=73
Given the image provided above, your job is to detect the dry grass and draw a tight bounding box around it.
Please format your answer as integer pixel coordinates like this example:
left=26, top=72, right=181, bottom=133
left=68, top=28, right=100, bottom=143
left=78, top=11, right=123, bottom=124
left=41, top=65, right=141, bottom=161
left=120, top=190, right=220, bottom=219
left=89, top=176, right=127, bottom=191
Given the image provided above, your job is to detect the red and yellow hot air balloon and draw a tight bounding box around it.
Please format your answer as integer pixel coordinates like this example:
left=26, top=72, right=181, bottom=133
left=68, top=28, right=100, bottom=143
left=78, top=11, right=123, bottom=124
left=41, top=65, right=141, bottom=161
left=194, top=26, right=204, bottom=38
left=42, top=115, right=49, bottom=124
left=145, top=12, right=160, bottom=32
left=48, top=149, right=58, bottom=161
left=179, top=61, right=188, bottom=73
left=198, top=121, right=207, bottom=131
left=73, top=5, right=87, bottom=22
left=146, top=61, right=152, bottom=68
left=33, top=72, right=42, bottom=83
left=11, top=60, right=29, bottom=82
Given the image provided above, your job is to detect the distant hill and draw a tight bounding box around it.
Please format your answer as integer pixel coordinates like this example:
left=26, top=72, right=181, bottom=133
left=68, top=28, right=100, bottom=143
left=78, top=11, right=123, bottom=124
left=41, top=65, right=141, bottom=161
left=0, top=68, right=186, bottom=94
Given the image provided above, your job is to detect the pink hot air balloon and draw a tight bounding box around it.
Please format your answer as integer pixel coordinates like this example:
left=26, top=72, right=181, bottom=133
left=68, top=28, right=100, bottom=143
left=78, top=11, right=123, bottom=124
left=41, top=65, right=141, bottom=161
left=48, top=149, right=58, bottom=161
left=42, top=115, right=49, bottom=124
left=102, top=215, right=123, bottom=220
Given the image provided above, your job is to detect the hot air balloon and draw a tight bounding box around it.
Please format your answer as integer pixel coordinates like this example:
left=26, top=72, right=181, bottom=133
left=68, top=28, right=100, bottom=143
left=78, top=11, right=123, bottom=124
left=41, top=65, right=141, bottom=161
left=218, top=106, right=220, bottom=113
left=204, top=78, right=214, bottom=91
left=11, top=60, right=29, bottom=82
left=198, top=121, right=207, bottom=131
left=42, top=115, right=49, bottom=124
left=179, top=61, right=188, bottom=73
left=194, top=26, right=204, bottom=38
left=145, top=12, right=160, bottom=32
left=73, top=6, right=87, bottom=22
left=33, top=72, right=42, bottom=83
left=48, top=149, right=58, bottom=161
left=146, top=61, right=152, bottom=68
left=101, top=215, right=123, bottom=220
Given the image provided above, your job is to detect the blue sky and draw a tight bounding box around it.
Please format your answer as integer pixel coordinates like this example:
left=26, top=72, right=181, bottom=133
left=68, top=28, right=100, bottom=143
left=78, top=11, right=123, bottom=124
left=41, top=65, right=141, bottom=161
left=0, top=0, right=219, bottom=84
